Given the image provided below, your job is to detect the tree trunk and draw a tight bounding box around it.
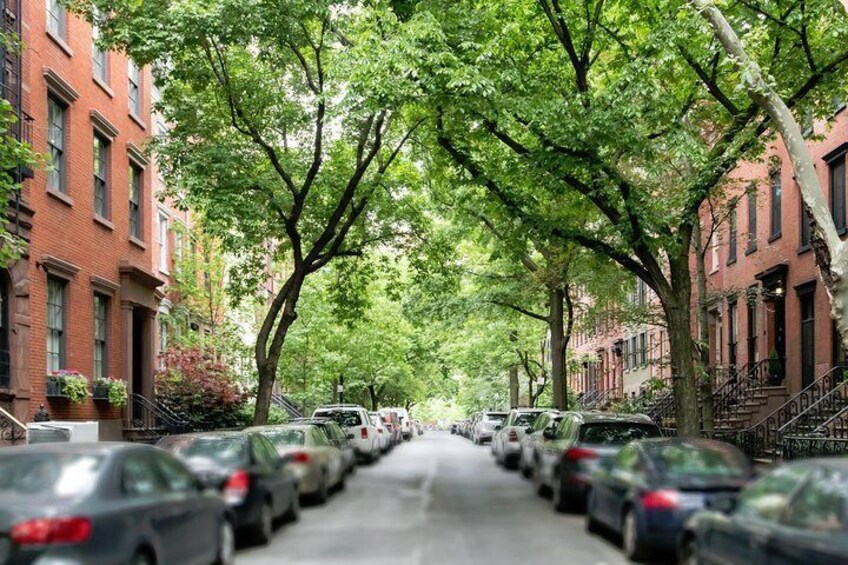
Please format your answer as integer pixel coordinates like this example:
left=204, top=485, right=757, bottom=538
left=692, top=221, right=715, bottom=434
left=662, top=262, right=701, bottom=438
left=510, top=364, right=520, bottom=408
left=331, top=376, right=339, bottom=404
left=550, top=286, right=567, bottom=410
left=254, top=361, right=276, bottom=426
left=368, top=384, right=378, bottom=411
left=691, top=0, right=848, bottom=351
left=563, top=283, right=575, bottom=410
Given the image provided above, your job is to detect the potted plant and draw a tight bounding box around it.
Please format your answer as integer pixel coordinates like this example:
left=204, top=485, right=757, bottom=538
left=93, top=376, right=128, bottom=407
left=767, top=348, right=783, bottom=385
left=46, top=370, right=90, bottom=404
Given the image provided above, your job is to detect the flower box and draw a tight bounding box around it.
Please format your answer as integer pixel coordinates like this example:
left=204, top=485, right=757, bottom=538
left=93, top=377, right=128, bottom=407
left=46, top=370, right=90, bottom=404
left=92, top=383, right=110, bottom=401
left=45, top=378, right=67, bottom=398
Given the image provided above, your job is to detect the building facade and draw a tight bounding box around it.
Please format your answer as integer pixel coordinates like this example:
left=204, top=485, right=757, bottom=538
left=0, top=0, right=175, bottom=439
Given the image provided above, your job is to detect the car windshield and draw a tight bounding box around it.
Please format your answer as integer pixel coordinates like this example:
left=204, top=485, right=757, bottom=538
left=315, top=410, right=362, bottom=427
left=263, top=429, right=306, bottom=447
left=484, top=414, right=507, bottom=423
left=514, top=413, right=540, bottom=427
left=650, top=443, right=750, bottom=479
left=0, top=452, right=104, bottom=499
left=578, top=423, right=661, bottom=445
left=165, top=437, right=247, bottom=466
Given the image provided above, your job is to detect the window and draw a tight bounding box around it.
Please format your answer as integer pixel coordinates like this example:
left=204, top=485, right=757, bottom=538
left=47, top=97, right=66, bottom=193
left=783, top=471, right=846, bottom=533
left=129, top=164, right=142, bottom=239
left=93, top=294, right=107, bottom=380
left=737, top=465, right=811, bottom=522
left=728, top=203, right=737, bottom=264
left=728, top=299, right=738, bottom=367
left=46, top=0, right=65, bottom=38
left=800, top=196, right=812, bottom=250
left=623, top=339, right=630, bottom=371
left=153, top=453, right=196, bottom=493
left=629, top=336, right=638, bottom=369
left=158, top=212, right=169, bottom=273
left=128, top=61, right=141, bottom=117
left=830, top=155, right=846, bottom=233
left=747, top=188, right=757, bottom=253
left=121, top=453, right=166, bottom=497
left=91, top=16, right=107, bottom=83
left=770, top=170, right=782, bottom=239
left=638, top=333, right=647, bottom=366
left=93, top=134, right=109, bottom=218
left=747, top=299, right=758, bottom=365
left=710, top=232, right=719, bottom=272
left=174, top=228, right=184, bottom=264
left=46, top=278, right=66, bottom=373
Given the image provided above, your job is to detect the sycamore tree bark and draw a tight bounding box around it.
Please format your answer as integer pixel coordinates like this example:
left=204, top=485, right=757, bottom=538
left=692, top=0, right=848, bottom=351
left=692, top=220, right=715, bottom=434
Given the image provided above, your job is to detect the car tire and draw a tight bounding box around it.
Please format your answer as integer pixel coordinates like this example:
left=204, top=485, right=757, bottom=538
left=252, top=501, right=274, bottom=545
left=314, top=473, right=330, bottom=504
left=131, top=550, right=155, bottom=565
left=283, top=491, right=300, bottom=524
left=552, top=476, right=570, bottom=513
left=679, top=537, right=700, bottom=565
left=622, top=508, right=649, bottom=562
left=214, top=520, right=236, bottom=565
left=336, top=471, right=347, bottom=492
left=521, top=463, right=533, bottom=479
left=533, top=461, right=551, bottom=498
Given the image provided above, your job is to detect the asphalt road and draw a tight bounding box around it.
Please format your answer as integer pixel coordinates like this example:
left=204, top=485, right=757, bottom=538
left=238, top=431, right=631, bottom=565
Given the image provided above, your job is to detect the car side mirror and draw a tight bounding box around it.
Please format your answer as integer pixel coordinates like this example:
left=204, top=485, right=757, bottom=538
left=525, top=426, right=534, bottom=435
left=543, top=428, right=556, bottom=440
left=347, top=433, right=355, bottom=440
left=494, top=425, right=502, bottom=432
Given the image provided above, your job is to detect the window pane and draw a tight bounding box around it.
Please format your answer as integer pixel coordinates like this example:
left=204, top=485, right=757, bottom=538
left=46, top=278, right=65, bottom=372
left=737, top=465, right=811, bottom=523
left=771, top=173, right=782, bottom=237
left=832, top=158, right=846, bottom=231
left=47, top=98, right=65, bottom=193
left=783, top=471, right=846, bottom=533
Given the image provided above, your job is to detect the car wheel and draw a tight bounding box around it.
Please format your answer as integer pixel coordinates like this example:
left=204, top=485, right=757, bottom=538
left=283, top=491, right=300, bottom=524
left=314, top=473, right=330, bottom=504
left=679, top=537, right=700, bottom=565
left=520, top=460, right=533, bottom=479
left=622, top=508, right=649, bottom=562
left=214, top=520, right=236, bottom=565
left=552, top=476, right=570, bottom=513
left=585, top=491, right=602, bottom=534
left=533, top=461, right=550, bottom=497
left=252, top=501, right=274, bottom=545
left=130, top=550, right=154, bottom=565
left=336, top=471, right=347, bottom=492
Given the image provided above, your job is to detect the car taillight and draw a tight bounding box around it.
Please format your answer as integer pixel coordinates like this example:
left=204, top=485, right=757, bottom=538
left=292, top=452, right=311, bottom=463
left=642, top=489, right=681, bottom=510
left=11, top=517, right=92, bottom=546
left=361, top=428, right=369, bottom=439
left=223, top=469, right=250, bottom=505
left=508, top=430, right=519, bottom=442
left=378, top=428, right=384, bottom=434
left=564, top=447, right=599, bottom=462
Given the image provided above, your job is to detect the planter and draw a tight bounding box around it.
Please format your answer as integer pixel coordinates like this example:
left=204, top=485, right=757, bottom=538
left=46, top=378, right=67, bottom=399
left=93, top=384, right=110, bottom=402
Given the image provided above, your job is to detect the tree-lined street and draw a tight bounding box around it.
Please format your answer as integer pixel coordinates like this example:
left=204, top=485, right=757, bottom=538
left=240, top=432, right=630, bottom=565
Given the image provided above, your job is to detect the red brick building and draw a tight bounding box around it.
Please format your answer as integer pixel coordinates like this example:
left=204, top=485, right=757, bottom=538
left=0, top=0, right=169, bottom=439
left=572, top=106, right=848, bottom=412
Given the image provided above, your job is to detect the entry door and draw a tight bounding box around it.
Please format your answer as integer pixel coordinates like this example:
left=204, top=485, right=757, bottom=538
left=800, top=293, right=815, bottom=388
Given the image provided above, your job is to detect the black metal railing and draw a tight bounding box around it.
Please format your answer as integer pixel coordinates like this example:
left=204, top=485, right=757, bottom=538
left=783, top=436, right=848, bottom=461
left=271, top=392, right=303, bottom=419
left=129, top=393, right=190, bottom=437
left=646, top=388, right=675, bottom=426
left=712, top=358, right=784, bottom=427
left=712, top=365, right=845, bottom=460
left=577, top=390, right=600, bottom=410
left=777, top=377, right=848, bottom=446
left=0, top=405, right=24, bottom=445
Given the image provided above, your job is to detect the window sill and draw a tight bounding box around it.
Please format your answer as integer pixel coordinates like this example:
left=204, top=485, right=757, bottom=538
left=129, top=236, right=146, bottom=250
left=93, top=215, right=114, bottom=231
left=768, top=232, right=782, bottom=243
left=93, top=76, right=114, bottom=98
left=797, top=244, right=811, bottom=255
left=709, top=267, right=719, bottom=276
left=839, top=227, right=848, bottom=237
left=46, top=29, right=73, bottom=57
left=129, top=112, right=147, bottom=130
left=46, top=188, right=73, bottom=207
left=726, top=257, right=737, bottom=266
left=745, top=245, right=757, bottom=256
left=159, top=267, right=170, bottom=277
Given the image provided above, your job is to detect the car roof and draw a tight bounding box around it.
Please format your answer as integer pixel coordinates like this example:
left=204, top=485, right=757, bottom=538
left=568, top=411, right=655, bottom=425
left=633, top=437, right=745, bottom=453
left=0, top=441, right=152, bottom=456
left=785, top=456, right=848, bottom=471
left=511, top=408, right=549, bottom=413
left=292, top=417, right=336, bottom=425
left=484, top=411, right=508, bottom=416
left=161, top=431, right=249, bottom=440
left=247, top=424, right=311, bottom=432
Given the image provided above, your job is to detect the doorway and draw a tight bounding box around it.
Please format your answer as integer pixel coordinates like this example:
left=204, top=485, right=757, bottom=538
left=800, top=292, right=815, bottom=388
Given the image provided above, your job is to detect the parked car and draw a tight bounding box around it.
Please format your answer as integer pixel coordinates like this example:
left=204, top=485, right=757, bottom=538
left=313, top=404, right=381, bottom=463
left=370, top=412, right=393, bottom=453
left=0, top=442, right=235, bottom=565
left=379, top=410, right=403, bottom=446
left=157, top=430, right=299, bottom=545
left=414, top=419, right=424, bottom=436
left=471, top=411, right=508, bottom=445
left=450, top=421, right=459, bottom=435
left=382, top=407, right=413, bottom=441
left=290, top=417, right=358, bottom=476
left=680, top=457, right=848, bottom=565
left=247, top=424, right=346, bottom=503
left=519, top=410, right=563, bottom=478
left=534, top=412, right=661, bottom=512
left=491, top=408, right=548, bottom=469
left=586, top=438, right=752, bottom=561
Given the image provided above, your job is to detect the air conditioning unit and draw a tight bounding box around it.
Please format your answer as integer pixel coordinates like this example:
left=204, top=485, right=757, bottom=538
left=26, top=421, right=99, bottom=444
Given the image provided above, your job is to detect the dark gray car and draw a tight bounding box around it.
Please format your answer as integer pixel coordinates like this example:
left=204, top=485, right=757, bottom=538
left=0, top=442, right=233, bottom=565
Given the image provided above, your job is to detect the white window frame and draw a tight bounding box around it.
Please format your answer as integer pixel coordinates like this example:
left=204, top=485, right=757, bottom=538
left=158, top=211, right=169, bottom=274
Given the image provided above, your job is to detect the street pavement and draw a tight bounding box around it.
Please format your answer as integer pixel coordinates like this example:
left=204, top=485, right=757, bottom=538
left=238, top=431, right=633, bottom=565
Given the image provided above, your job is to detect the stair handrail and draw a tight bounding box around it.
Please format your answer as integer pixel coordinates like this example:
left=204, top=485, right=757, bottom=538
left=130, top=393, right=190, bottom=435
left=812, top=402, right=848, bottom=439
left=714, top=364, right=845, bottom=460
left=271, top=392, right=303, bottom=418
left=578, top=390, right=600, bottom=410
left=646, top=388, right=675, bottom=425
left=0, top=406, right=25, bottom=445
left=777, top=378, right=848, bottom=439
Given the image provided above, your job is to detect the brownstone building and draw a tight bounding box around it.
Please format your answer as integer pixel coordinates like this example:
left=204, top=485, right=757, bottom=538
left=0, top=0, right=173, bottom=439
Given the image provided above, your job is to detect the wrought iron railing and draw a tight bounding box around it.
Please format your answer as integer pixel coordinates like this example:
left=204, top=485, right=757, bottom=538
left=783, top=436, right=848, bottom=461
left=712, top=365, right=845, bottom=460
left=777, top=377, right=848, bottom=446
left=0, top=405, right=24, bottom=445
left=129, top=393, right=190, bottom=437
left=271, top=392, right=303, bottom=419
left=577, top=390, right=600, bottom=410
left=646, top=388, right=675, bottom=426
